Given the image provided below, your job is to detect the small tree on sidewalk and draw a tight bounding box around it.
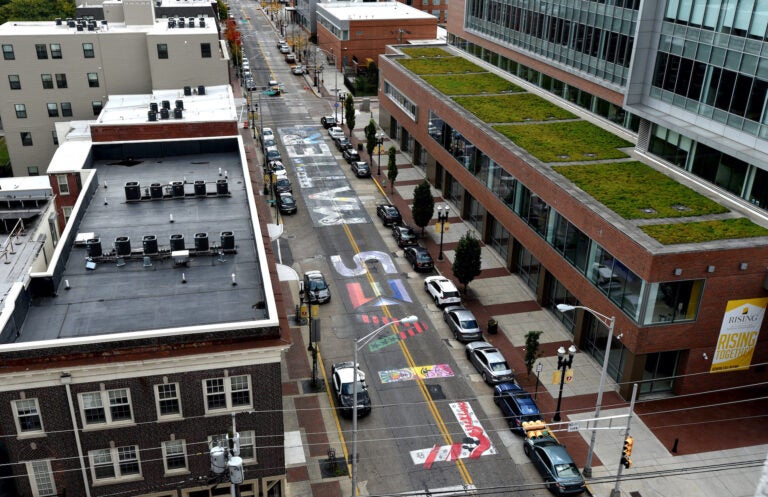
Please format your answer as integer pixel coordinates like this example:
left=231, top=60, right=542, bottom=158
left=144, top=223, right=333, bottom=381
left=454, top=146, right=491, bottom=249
left=452, top=233, right=482, bottom=293
left=524, top=330, right=543, bottom=378
left=365, top=120, right=377, bottom=161
left=387, top=146, right=398, bottom=193
left=344, top=94, right=355, bottom=136
left=411, top=180, right=434, bottom=236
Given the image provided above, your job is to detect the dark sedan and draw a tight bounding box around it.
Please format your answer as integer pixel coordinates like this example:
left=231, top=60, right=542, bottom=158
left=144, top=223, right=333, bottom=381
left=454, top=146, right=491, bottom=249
left=351, top=161, right=371, bottom=178
left=376, top=204, right=402, bottom=226
left=273, top=178, right=292, bottom=194
left=392, top=224, right=417, bottom=247
left=334, top=136, right=352, bottom=151
left=342, top=148, right=361, bottom=164
left=277, top=192, right=297, bottom=214
left=524, top=435, right=586, bottom=495
left=404, top=246, right=434, bottom=272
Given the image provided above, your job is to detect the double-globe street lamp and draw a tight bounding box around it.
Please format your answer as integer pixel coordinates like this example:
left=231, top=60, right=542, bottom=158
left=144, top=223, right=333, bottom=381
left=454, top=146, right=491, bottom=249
left=556, top=303, right=616, bottom=478
left=552, top=344, right=577, bottom=422
left=352, top=315, right=419, bottom=497
left=376, top=132, right=385, bottom=176
left=436, top=205, right=450, bottom=261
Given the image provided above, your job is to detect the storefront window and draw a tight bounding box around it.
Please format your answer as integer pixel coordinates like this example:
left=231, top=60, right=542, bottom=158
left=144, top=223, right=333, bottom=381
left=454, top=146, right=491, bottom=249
left=643, top=279, right=704, bottom=324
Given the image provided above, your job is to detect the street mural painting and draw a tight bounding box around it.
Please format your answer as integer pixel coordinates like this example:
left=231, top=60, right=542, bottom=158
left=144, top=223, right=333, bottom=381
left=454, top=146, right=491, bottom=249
left=378, top=364, right=455, bottom=384
left=410, top=401, right=496, bottom=468
left=359, top=313, right=429, bottom=351
left=331, top=251, right=398, bottom=277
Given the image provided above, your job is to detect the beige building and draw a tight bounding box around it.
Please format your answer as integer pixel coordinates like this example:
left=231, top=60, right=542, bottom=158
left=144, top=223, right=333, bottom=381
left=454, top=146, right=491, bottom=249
left=0, top=0, right=230, bottom=177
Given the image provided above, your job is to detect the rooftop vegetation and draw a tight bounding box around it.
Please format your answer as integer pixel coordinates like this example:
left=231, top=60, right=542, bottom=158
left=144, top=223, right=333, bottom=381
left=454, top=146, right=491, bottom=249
left=400, top=47, right=453, bottom=58
left=641, top=218, right=768, bottom=244
left=423, top=73, right=522, bottom=95
left=398, top=56, right=485, bottom=75
left=454, top=94, right=577, bottom=123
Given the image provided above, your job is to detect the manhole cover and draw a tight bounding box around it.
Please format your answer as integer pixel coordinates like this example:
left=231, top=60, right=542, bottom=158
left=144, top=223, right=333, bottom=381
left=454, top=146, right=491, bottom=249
left=427, top=384, right=445, bottom=400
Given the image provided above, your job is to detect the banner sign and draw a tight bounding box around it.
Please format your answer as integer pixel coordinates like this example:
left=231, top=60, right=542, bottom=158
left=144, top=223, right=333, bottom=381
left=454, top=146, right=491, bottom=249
left=711, top=298, right=768, bottom=373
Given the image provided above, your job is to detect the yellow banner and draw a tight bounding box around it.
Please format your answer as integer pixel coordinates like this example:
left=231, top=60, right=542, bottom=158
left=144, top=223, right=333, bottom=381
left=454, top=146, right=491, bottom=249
left=710, top=297, right=768, bottom=373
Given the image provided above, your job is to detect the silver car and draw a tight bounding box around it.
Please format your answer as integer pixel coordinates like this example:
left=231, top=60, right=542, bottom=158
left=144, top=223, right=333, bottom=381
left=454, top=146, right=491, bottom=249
left=465, top=341, right=515, bottom=384
left=443, top=306, right=482, bottom=342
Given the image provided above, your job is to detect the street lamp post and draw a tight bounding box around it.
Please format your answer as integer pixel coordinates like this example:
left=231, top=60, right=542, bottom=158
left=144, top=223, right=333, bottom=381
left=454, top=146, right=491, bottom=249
left=376, top=132, right=384, bottom=176
left=339, top=92, right=345, bottom=126
left=552, top=344, right=577, bottom=422
left=556, top=304, right=616, bottom=477
left=436, top=205, right=449, bottom=261
left=352, top=315, right=418, bottom=497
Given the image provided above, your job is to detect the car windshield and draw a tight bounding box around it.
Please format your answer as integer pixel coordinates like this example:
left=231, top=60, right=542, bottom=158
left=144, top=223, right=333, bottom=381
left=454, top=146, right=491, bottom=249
left=309, top=279, right=327, bottom=291
left=341, top=380, right=366, bottom=395
left=554, top=463, right=581, bottom=478
left=461, top=319, right=478, bottom=329
left=282, top=197, right=295, bottom=206
left=444, top=291, right=459, bottom=298
left=490, top=361, right=510, bottom=372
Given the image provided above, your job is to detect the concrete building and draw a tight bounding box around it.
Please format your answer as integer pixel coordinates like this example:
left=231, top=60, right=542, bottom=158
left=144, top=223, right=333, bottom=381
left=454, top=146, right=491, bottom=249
left=0, top=0, right=230, bottom=177
left=0, top=85, right=290, bottom=497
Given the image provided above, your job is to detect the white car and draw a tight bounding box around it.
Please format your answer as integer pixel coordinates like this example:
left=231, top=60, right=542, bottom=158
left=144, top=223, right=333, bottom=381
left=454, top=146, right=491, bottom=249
left=424, top=276, right=461, bottom=307
left=261, top=127, right=274, bottom=141
left=328, top=127, right=344, bottom=139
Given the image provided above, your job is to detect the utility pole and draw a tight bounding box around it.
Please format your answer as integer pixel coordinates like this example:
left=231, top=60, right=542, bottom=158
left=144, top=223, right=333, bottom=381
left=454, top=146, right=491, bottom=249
left=610, top=383, right=638, bottom=497
left=209, top=414, right=243, bottom=497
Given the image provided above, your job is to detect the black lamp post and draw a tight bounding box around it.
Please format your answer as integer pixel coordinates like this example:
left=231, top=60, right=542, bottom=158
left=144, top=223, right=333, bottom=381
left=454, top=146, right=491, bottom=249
left=376, top=132, right=384, bottom=176
left=303, top=285, right=319, bottom=387
left=339, top=92, right=345, bottom=126
left=553, top=344, right=577, bottom=422
left=437, top=205, right=449, bottom=261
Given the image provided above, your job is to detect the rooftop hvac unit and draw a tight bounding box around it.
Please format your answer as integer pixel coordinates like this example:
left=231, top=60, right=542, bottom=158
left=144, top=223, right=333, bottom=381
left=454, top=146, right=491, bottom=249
left=189, top=18, right=195, bottom=27
left=216, top=179, right=229, bottom=195
left=170, top=234, right=185, bottom=251
left=178, top=18, right=185, bottom=27
left=221, top=231, right=235, bottom=251
left=172, top=181, right=184, bottom=197
left=68, top=20, right=75, bottom=27
left=198, top=85, right=206, bottom=95
left=148, top=110, right=157, bottom=122
left=150, top=102, right=158, bottom=113
left=88, top=24, right=95, bottom=31
left=160, top=108, right=170, bottom=119
left=194, top=180, right=206, bottom=196
left=194, top=232, right=209, bottom=252
left=124, top=181, right=141, bottom=201
left=55, top=18, right=62, bottom=25
left=115, top=236, right=131, bottom=256
left=161, top=100, right=171, bottom=109
left=173, top=108, right=183, bottom=119
left=101, top=20, right=108, bottom=26
left=76, top=24, right=83, bottom=31
left=175, top=99, right=184, bottom=110
left=168, top=19, right=175, bottom=28
left=143, top=235, right=158, bottom=255
left=184, top=86, right=192, bottom=96
left=200, top=18, right=206, bottom=27
left=150, top=183, right=163, bottom=198
left=86, top=238, right=102, bottom=257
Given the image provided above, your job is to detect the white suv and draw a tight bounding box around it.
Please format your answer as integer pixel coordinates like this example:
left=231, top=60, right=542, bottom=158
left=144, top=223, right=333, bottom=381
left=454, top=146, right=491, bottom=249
left=424, top=276, right=461, bottom=307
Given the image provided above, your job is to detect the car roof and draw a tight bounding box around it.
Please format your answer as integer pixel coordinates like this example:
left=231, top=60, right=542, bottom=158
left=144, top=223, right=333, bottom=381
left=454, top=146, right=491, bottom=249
left=426, top=275, right=456, bottom=288
left=446, top=306, right=473, bottom=318
left=305, top=270, right=324, bottom=279
left=333, top=362, right=364, bottom=383
left=538, top=443, right=576, bottom=465
left=466, top=340, right=494, bottom=352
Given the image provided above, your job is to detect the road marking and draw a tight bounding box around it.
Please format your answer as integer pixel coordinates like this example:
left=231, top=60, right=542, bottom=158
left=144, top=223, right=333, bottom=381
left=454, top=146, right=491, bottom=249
left=378, top=364, right=454, bottom=384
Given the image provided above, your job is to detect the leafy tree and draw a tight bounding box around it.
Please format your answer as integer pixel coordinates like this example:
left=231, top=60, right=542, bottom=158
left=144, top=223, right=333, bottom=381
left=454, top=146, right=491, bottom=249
left=364, top=120, right=377, bottom=162
left=386, top=146, right=397, bottom=193
left=344, top=94, right=355, bottom=136
left=452, top=233, right=481, bottom=292
left=524, top=331, right=543, bottom=378
left=411, top=180, right=434, bottom=235
left=0, top=0, right=74, bottom=24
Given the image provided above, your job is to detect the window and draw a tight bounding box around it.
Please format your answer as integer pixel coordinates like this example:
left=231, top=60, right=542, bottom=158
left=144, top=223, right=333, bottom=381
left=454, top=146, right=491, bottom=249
left=8, top=74, right=20, bottom=90
left=203, top=375, right=252, bottom=412
left=49, top=43, right=62, bottom=59
left=13, top=399, right=43, bottom=434
left=55, top=73, right=67, bottom=88
left=90, top=446, right=140, bottom=481
left=82, top=42, right=94, bottom=58
left=41, top=74, right=53, bottom=89
left=210, top=430, right=256, bottom=462
left=27, top=166, right=40, bottom=176
left=56, top=174, right=69, bottom=195
left=35, top=44, right=48, bottom=59
left=27, top=460, right=56, bottom=496
left=61, top=102, right=72, bottom=117
left=20, top=132, right=33, bottom=146
left=15, top=104, right=27, bottom=119
left=47, top=103, right=59, bottom=117
left=87, top=72, right=99, bottom=87
left=52, top=131, right=58, bottom=145
left=92, top=100, right=103, bottom=116
left=155, top=383, right=182, bottom=418
left=62, top=206, right=73, bottom=224
left=201, top=42, right=212, bottom=58
left=162, top=440, right=187, bottom=472
left=2, top=44, right=14, bottom=60
left=157, top=43, right=168, bottom=59
left=79, top=388, right=133, bottom=426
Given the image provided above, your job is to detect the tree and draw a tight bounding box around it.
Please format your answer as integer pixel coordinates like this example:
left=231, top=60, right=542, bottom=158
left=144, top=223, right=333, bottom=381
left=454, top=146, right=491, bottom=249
left=411, top=180, right=434, bottom=235
left=452, top=233, right=481, bottom=293
left=0, top=0, right=75, bottom=24
left=524, top=331, right=543, bottom=378
left=386, top=146, right=398, bottom=193
left=364, top=120, right=377, bottom=161
left=344, top=94, right=355, bottom=136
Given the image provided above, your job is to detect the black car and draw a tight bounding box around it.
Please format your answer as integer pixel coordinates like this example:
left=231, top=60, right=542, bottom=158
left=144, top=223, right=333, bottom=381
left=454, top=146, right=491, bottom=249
left=351, top=161, right=371, bottom=178
left=376, top=204, right=402, bottom=226
left=404, top=246, right=434, bottom=272
left=277, top=192, right=297, bottom=214
left=320, top=116, right=338, bottom=129
left=342, top=148, right=361, bottom=164
left=494, top=383, right=542, bottom=433
left=392, top=224, right=417, bottom=247
left=273, top=177, right=292, bottom=194
left=333, top=136, right=352, bottom=151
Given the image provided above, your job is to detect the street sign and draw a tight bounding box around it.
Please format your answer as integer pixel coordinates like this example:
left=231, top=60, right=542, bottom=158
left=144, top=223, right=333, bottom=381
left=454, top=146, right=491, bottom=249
left=334, top=102, right=339, bottom=108
left=536, top=362, right=543, bottom=373
left=567, top=422, right=580, bottom=432
left=565, top=368, right=574, bottom=384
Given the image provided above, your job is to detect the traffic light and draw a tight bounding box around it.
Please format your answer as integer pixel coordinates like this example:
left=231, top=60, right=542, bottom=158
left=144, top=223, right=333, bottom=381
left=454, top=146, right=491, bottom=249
left=522, top=420, right=548, bottom=439
left=620, top=436, right=634, bottom=469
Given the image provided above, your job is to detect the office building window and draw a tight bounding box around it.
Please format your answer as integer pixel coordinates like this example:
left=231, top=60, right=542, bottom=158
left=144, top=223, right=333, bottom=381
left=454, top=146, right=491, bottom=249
left=162, top=440, right=187, bottom=472
left=90, top=446, right=140, bottom=481
left=49, top=43, right=62, bottom=59
left=92, top=100, right=103, bottom=116
left=56, top=174, right=69, bottom=195
left=203, top=375, right=252, bottom=412
left=27, top=460, right=56, bottom=496
left=20, top=132, right=32, bottom=146
left=8, top=74, right=20, bottom=90
left=79, top=388, right=133, bottom=426
left=52, top=131, right=58, bottom=145
left=35, top=44, right=48, bottom=59
left=157, top=43, right=168, bottom=59
left=201, top=42, right=212, bottom=58
left=15, top=104, right=27, bottom=118
left=12, top=399, right=43, bottom=434
left=47, top=103, right=58, bottom=117
left=82, top=42, right=94, bottom=58
left=87, top=72, right=99, bottom=87
left=2, top=44, right=14, bottom=60
left=41, top=74, right=53, bottom=89
left=155, top=383, right=182, bottom=418
left=61, top=102, right=72, bottom=117
left=55, top=73, right=67, bottom=88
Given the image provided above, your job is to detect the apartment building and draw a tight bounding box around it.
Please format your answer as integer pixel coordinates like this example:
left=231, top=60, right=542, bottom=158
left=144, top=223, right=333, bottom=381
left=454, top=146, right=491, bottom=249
left=0, top=0, right=229, bottom=177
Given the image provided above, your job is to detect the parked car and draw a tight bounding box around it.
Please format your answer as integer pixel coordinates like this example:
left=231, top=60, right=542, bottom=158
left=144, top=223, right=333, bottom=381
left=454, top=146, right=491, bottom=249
left=392, top=224, right=417, bottom=248
left=523, top=434, right=586, bottom=496
left=261, top=127, right=274, bottom=141
left=334, top=136, right=352, bottom=151
left=376, top=204, right=402, bottom=226
left=268, top=160, right=286, bottom=178
left=266, top=148, right=282, bottom=162
left=331, top=362, right=371, bottom=418
left=403, top=246, right=434, bottom=272
left=263, top=138, right=276, bottom=149
left=494, top=383, right=541, bottom=433
left=342, top=148, right=360, bottom=164
left=303, top=270, right=331, bottom=304
left=328, top=127, right=345, bottom=139
left=351, top=161, right=371, bottom=178
left=285, top=53, right=296, bottom=63
left=424, top=275, right=461, bottom=307
left=443, top=305, right=482, bottom=342
left=277, top=192, right=297, bottom=215
left=279, top=44, right=291, bottom=54
left=321, top=115, right=338, bottom=129
left=466, top=341, right=515, bottom=384
left=245, top=78, right=257, bottom=91
left=291, top=64, right=305, bottom=75
left=276, top=39, right=286, bottom=48
left=273, top=177, right=292, bottom=194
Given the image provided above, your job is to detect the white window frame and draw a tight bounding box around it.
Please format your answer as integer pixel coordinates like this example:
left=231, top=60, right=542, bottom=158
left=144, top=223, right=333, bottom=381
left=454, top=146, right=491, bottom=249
left=62, top=206, right=73, bottom=224
left=209, top=430, right=257, bottom=463
left=162, top=440, right=188, bottom=473
left=78, top=388, right=134, bottom=428
left=56, top=174, right=69, bottom=195
left=202, top=375, right=252, bottom=413
left=154, top=382, right=182, bottom=419
left=89, top=446, right=141, bottom=482
left=12, top=398, right=44, bottom=436
left=26, top=460, right=56, bottom=496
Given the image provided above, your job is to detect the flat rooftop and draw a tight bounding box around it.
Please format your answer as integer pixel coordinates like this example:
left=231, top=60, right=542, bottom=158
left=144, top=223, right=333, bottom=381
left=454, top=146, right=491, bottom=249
left=16, top=151, right=269, bottom=343
left=318, top=1, right=436, bottom=21
left=0, top=14, right=217, bottom=36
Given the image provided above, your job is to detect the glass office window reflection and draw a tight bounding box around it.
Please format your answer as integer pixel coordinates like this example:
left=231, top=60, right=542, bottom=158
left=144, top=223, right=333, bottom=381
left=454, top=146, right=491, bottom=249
left=643, top=280, right=703, bottom=324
